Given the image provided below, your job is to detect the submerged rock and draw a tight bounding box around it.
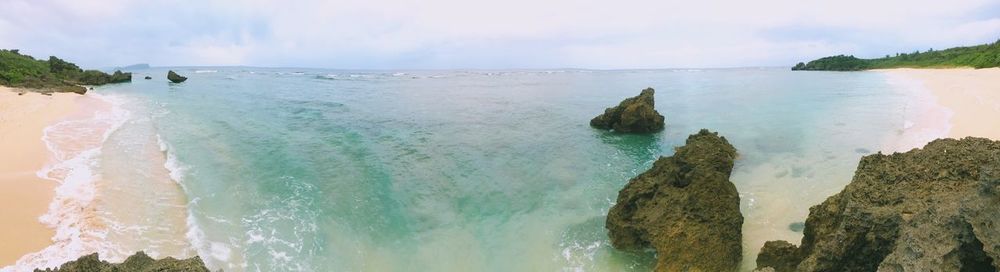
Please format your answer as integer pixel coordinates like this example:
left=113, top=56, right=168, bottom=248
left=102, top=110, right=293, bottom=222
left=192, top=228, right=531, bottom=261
left=590, top=88, right=665, bottom=133
left=34, top=251, right=210, bottom=272
left=756, top=137, right=1000, bottom=272
left=788, top=222, right=805, bottom=232
left=167, top=70, right=187, bottom=83
left=606, top=129, right=743, bottom=271
left=144, top=76, right=152, bottom=80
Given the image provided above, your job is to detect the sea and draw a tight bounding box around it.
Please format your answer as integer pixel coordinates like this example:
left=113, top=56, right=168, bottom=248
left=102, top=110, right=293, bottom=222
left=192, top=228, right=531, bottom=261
left=4, top=67, right=949, bottom=271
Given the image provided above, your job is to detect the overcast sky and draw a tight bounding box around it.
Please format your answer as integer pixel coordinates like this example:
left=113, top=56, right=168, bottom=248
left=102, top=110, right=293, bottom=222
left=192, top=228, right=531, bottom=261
left=1, top=0, right=998, bottom=69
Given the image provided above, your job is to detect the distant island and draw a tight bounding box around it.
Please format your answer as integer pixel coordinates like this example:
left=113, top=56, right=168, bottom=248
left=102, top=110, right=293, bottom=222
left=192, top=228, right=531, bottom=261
left=116, top=63, right=151, bottom=70
left=0, top=49, right=131, bottom=94
left=792, top=40, right=1000, bottom=71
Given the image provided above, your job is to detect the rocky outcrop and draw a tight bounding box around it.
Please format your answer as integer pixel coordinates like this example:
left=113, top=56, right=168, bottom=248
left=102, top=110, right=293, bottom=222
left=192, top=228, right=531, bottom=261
left=109, top=70, right=132, bottom=83
left=167, top=70, right=187, bottom=83
left=35, top=251, right=210, bottom=272
left=590, top=88, right=665, bottom=133
left=606, top=129, right=743, bottom=271
left=756, top=137, right=1000, bottom=272
left=77, top=70, right=131, bottom=85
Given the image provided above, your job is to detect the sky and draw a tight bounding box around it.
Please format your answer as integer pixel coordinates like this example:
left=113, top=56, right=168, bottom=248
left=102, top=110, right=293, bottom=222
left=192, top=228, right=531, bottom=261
left=0, top=0, right=998, bottom=69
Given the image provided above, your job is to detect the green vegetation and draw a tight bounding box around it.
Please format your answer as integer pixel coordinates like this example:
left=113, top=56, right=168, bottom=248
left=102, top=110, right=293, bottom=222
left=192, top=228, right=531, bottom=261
left=792, top=39, right=1000, bottom=71
left=0, top=49, right=131, bottom=94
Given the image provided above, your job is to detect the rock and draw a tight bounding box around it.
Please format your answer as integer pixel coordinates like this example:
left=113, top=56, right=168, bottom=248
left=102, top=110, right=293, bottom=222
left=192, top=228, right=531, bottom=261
left=144, top=76, right=152, bottom=80
left=606, top=129, right=743, bottom=271
left=77, top=70, right=131, bottom=85
left=67, top=86, right=86, bottom=95
left=110, top=70, right=132, bottom=83
left=756, top=137, right=1000, bottom=272
left=590, top=88, right=665, bottom=133
left=34, top=251, right=210, bottom=272
left=167, top=70, right=187, bottom=83
left=756, top=241, right=800, bottom=272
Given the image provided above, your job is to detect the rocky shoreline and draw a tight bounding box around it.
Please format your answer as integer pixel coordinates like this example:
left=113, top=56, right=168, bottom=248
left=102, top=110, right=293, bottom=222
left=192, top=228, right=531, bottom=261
left=0, top=49, right=131, bottom=94
left=605, top=128, right=1000, bottom=271
left=755, top=137, right=1000, bottom=271
left=34, top=252, right=210, bottom=272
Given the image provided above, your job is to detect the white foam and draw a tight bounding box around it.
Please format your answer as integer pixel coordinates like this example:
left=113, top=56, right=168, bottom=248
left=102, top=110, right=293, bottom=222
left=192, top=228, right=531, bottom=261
left=158, top=135, right=188, bottom=186
left=156, top=132, right=225, bottom=270
left=194, top=70, right=218, bottom=73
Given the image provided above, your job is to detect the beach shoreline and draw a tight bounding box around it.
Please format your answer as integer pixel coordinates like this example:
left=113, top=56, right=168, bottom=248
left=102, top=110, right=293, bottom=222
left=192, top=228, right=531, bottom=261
left=877, top=68, right=1000, bottom=142
left=0, top=88, right=79, bottom=266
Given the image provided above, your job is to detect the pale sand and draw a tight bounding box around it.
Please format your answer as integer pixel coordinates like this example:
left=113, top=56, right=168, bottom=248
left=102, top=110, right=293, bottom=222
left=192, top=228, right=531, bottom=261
left=879, top=68, right=1000, bottom=141
left=0, top=88, right=79, bottom=266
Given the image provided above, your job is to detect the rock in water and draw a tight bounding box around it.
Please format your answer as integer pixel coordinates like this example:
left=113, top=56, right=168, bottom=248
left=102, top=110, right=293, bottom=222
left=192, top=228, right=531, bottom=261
left=144, top=76, right=152, bottom=80
left=34, top=251, right=210, bottom=272
left=606, top=129, right=743, bottom=271
left=167, top=70, right=187, bottom=83
left=756, top=137, right=1000, bottom=272
left=590, top=87, right=665, bottom=133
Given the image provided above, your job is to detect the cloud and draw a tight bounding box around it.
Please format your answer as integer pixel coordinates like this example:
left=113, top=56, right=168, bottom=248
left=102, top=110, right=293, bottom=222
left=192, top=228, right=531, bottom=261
left=0, top=0, right=996, bottom=69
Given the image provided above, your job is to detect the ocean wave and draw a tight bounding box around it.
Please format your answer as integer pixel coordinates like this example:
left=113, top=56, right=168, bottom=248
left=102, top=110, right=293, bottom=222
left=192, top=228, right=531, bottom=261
left=194, top=70, right=218, bottom=74
left=2, top=94, right=131, bottom=272
left=156, top=131, right=228, bottom=271
left=315, top=74, right=338, bottom=80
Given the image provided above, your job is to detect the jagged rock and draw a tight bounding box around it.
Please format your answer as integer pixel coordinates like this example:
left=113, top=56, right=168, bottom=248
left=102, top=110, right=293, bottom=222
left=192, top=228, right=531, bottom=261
left=756, top=137, right=1000, bottom=272
left=606, top=129, right=743, bottom=271
left=756, top=241, right=800, bottom=272
left=144, top=76, right=152, bottom=80
left=167, top=70, right=187, bottom=83
left=34, top=251, right=210, bottom=272
left=590, top=88, right=665, bottom=133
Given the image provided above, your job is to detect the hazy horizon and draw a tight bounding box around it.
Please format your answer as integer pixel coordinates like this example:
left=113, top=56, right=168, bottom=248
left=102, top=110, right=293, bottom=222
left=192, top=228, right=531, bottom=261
left=2, top=0, right=998, bottom=70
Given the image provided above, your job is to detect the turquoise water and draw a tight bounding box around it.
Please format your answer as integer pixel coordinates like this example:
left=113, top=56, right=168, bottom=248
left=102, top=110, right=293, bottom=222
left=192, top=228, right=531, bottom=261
left=90, top=68, right=920, bottom=271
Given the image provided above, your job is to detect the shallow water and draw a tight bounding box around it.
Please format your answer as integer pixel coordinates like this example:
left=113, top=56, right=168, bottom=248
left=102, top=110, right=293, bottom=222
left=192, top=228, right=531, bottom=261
left=10, top=68, right=943, bottom=271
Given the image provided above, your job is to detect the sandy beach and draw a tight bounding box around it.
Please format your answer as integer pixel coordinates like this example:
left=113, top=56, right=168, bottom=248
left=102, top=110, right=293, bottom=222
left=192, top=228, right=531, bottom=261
left=879, top=68, right=1000, bottom=141
left=0, top=88, right=80, bottom=266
